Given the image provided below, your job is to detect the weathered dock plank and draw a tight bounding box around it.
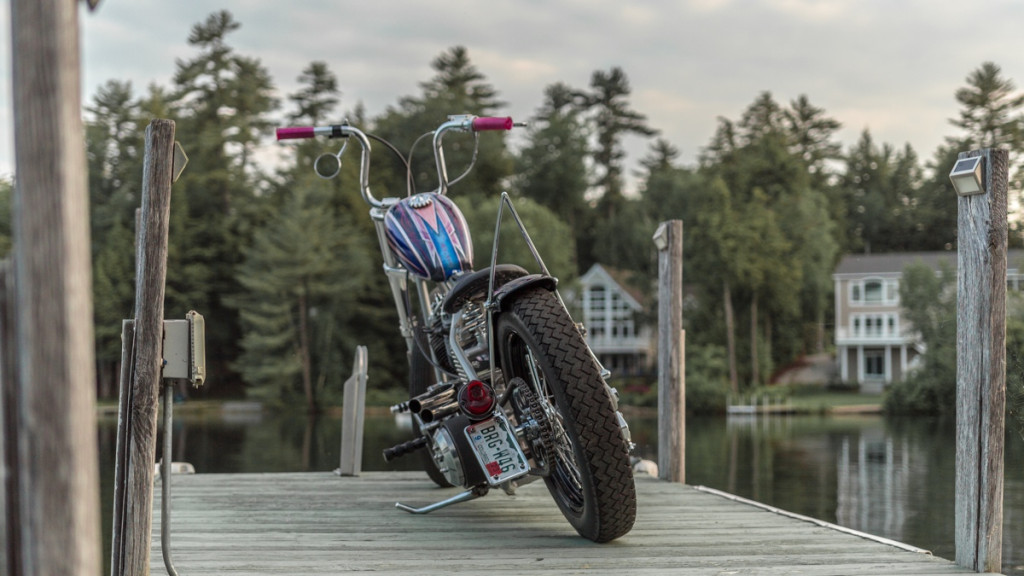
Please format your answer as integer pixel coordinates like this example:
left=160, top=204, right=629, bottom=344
left=151, top=472, right=994, bottom=575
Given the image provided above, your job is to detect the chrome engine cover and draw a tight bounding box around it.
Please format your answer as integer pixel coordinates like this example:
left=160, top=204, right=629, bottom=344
left=431, top=426, right=464, bottom=487
left=430, top=414, right=487, bottom=487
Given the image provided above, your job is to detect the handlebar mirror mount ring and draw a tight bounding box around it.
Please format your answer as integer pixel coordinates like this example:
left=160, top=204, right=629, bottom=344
left=314, top=153, right=342, bottom=180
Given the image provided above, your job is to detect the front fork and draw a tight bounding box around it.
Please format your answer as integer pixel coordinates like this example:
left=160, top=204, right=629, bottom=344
left=370, top=206, right=436, bottom=367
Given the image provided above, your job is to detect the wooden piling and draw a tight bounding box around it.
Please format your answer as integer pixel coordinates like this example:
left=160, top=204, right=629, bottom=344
left=8, top=0, right=100, bottom=574
left=654, top=220, right=685, bottom=483
left=339, top=346, right=369, bottom=477
left=0, top=262, right=19, bottom=576
left=109, top=320, right=134, bottom=576
left=954, top=148, right=1007, bottom=574
left=119, top=120, right=177, bottom=575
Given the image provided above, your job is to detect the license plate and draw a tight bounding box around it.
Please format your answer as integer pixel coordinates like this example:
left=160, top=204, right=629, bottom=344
left=464, top=414, right=529, bottom=486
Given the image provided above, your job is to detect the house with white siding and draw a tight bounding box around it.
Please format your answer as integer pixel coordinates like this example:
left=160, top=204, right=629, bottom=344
left=833, top=250, right=1024, bottom=390
left=574, top=264, right=652, bottom=375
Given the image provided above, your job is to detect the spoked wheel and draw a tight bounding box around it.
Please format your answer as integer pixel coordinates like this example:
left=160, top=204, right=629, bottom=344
left=496, top=287, right=636, bottom=542
left=409, top=340, right=454, bottom=488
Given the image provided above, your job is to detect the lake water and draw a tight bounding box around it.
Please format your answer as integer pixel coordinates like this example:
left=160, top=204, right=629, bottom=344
left=98, top=409, right=1024, bottom=574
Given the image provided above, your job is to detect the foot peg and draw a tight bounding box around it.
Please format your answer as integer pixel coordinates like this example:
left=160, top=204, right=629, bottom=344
left=395, top=486, right=488, bottom=514
left=382, top=437, right=428, bottom=462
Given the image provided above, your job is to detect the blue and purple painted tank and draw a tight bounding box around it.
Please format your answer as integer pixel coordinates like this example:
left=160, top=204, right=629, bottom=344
left=384, top=193, right=474, bottom=281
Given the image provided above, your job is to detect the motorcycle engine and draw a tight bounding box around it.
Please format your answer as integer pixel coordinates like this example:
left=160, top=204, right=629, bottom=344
left=430, top=413, right=487, bottom=487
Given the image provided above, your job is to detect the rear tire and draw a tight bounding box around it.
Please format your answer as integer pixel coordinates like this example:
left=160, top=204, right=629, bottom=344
left=409, top=342, right=454, bottom=488
left=496, top=287, right=636, bottom=542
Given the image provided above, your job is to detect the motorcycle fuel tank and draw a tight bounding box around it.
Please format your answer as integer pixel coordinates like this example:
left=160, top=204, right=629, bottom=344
left=384, top=193, right=474, bottom=281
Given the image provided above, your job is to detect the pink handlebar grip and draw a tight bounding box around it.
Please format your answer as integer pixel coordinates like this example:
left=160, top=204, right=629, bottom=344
left=472, top=117, right=514, bottom=131
left=277, top=126, right=316, bottom=140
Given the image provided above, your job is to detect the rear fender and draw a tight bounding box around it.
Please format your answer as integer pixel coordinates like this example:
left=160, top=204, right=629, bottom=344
left=491, top=274, right=557, bottom=313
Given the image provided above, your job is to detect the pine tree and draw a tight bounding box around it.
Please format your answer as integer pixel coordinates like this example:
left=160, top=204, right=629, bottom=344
left=513, top=83, right=590, bottom=267
left=373, top=46, right=511, bottom=201
left=950, top=62, right=1024, bottom=151
left=290, top=61, right=339, bottom=125
left=784, top=94, right=842, bottom=190
left=231, top=177, right=370, bottom=412
left=948, top=61, right=1024, bottom=235
left=168, top=11, right=279, bottom=385
left=84, top=80, right=146, bottom=397
left=575, top=67, right=657, bottom=203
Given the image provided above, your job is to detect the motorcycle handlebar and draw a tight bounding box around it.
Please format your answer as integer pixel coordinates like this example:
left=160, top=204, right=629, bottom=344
left=276, top=125, right=350, bottom=141
left=471, top=116, right=514, bottom=131
left=276, top=126, right=315, bottom=140
left=276, top=116, right=516, bottom=142
left=276, top=116, right=522, bottom=205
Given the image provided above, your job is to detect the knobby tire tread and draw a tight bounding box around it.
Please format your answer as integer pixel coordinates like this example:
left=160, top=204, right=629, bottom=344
left=500, top=288, right=636, bottom=542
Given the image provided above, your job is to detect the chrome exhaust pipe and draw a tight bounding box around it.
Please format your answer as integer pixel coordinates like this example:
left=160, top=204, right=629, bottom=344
left=408, top=386, right=456, bottom=413
left=419, top=399, right=460, bottom=423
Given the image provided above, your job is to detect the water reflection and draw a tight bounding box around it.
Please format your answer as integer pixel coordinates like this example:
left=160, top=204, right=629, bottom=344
left=97, top=409, right=1023, bottom=574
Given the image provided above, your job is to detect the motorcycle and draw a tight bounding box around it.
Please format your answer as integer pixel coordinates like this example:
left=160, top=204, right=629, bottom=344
left=277, top=115, right=636, bottom=542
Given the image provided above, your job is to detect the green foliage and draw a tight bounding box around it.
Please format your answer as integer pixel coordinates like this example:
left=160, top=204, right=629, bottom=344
left=230, top=178, right=372, bottom=412
left=884, top=261, right=957, bottom=414
left=85, top=80, right=146, bottom=384
left=458, top=195, right=576, bottom=282
left=950, top=62, right=1024, bottom=151
left=372, top=46, right=511, bottom=201
left=513, top=83, right=591, bottom=237
left=76, top=11, right=1024, bottom=413
left=575, top=67, right=657, bottom=202
left=289, top=61, right=339, bottom=125
left=1006, top=294, right=1024, bottom=439
left=685, top=344, right=730, bottom=413
left=167, top=11, right=280, bottom=386
left=833, top=131, right=934, bottom=253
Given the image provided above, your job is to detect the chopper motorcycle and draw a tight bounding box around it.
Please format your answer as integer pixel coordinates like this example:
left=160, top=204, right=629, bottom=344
left=277, top=114, right=636, bottom=542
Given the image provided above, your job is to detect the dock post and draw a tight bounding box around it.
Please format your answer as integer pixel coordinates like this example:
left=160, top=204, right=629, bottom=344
left=654, top=220, right=685, bottom=483
left=339, top=346, right=369, bottom=476
left=953, top=148, right=1006, bottom=574
left=110, top=120, right=177, bottom=576
left=6, top=0, right=100, bottom=573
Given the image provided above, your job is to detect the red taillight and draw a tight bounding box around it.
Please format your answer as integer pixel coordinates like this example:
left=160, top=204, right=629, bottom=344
left=461, top=380, right=495, bottom=417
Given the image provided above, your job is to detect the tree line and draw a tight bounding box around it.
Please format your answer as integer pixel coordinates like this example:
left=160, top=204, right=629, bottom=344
left=3, top=10, right=1023, bottom=413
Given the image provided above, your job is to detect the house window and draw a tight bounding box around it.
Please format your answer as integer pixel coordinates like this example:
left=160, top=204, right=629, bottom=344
left=587, top=286, right=607, bottom=338
left=864, top=350, right=885, bottom=379
left=851, top=278, right=898, bottom=306
left=864, top=281, right=883, bottom=303
left=589, top=286, right=606, bottom=309
left=886, top=280, right=899, bottom=302
left=852, top=313, right=899, bottom=338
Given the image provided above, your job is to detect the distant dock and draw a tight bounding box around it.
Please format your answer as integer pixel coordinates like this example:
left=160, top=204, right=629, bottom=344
left=151, top=472, right=988, bottom=575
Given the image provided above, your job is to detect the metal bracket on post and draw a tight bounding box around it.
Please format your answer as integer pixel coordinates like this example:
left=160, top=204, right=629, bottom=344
left=338, top=346, right=369, bottom=476
left=158, top=311, right=206, bottom=576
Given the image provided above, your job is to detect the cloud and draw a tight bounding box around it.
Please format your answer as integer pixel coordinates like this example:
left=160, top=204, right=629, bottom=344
left=4, top=0, right=1024, bottom=178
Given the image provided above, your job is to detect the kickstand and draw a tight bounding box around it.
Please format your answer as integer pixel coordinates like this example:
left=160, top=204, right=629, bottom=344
left=395, top=486, right=489, bottom=514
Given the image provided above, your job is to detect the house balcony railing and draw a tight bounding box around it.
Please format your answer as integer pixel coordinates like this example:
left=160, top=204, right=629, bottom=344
left=835, top=326, right=919, bottom=346
left=585, top=334, right=650, bottom=354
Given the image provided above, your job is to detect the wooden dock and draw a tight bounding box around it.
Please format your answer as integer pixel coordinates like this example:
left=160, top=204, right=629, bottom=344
left=151, top=472, right=993, bottom=575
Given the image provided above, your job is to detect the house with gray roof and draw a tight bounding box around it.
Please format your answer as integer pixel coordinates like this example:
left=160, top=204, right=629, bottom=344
left=833, top=250, right=1024, bottom=391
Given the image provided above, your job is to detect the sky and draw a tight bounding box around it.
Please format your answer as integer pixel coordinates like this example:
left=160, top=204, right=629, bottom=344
left=3, top=0, right=1024, bottom=180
